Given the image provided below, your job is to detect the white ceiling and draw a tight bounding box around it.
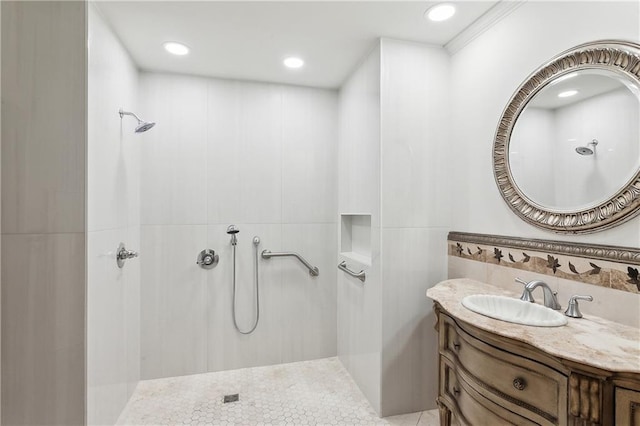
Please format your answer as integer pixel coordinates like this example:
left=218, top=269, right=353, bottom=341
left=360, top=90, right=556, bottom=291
left=96, top=1, right=498, bottom=89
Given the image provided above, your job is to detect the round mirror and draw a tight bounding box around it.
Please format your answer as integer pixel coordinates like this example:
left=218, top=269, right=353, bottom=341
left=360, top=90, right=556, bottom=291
left=494, top=40, right=640, bottom=233
left=510, top=70, right=640, bottom=211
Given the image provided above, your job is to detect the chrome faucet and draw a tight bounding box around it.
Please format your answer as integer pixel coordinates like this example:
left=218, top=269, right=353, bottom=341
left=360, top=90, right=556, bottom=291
left=516, top=278, right=562, bottom=310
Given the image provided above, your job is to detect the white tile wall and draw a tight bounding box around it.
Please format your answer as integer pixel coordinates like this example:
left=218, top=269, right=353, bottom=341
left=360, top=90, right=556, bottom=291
left=280, top=224, right=338, bottom=362
left=380, top=39, right=451, bottom=229
left=2, top=2, right=86, bottom=236
left=2, top=2, right=87, bottom=424
left=141, top=225, right=208, bottom=379
left=337, top=43, right=383, bottom=414
left=2, top=233, right=86, bottom=425
left=140, top=73, right=208, bottom=226
left=139, top=73, right=339, bottom=380
left=207, top=223, right=284, bottom=371
left=87, top=5, right=141, bottom=424
left=377, top=39, right=451, bottom=416
left=338, top=46, right=381, bottom=226
left=281, top=87, right=338, bottom=224
left=380, top=227, right=448, bottom=416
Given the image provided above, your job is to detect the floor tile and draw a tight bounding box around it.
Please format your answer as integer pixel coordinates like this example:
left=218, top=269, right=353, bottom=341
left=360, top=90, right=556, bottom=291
left=119, top=357, right=439, bottom=426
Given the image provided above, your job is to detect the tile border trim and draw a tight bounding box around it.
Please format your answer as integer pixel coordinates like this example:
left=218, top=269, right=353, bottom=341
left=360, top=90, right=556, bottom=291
left=448, top=231, right=640, bottom=266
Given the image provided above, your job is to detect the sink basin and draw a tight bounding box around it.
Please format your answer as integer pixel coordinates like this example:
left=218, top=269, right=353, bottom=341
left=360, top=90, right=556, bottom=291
left=461, top=294, right=567, bottom=327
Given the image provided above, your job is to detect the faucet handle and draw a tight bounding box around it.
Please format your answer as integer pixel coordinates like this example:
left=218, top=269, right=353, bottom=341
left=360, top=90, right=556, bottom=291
left=515, top=278, right=535, bottom=303
left=564, top=295, right=593, bottom=318
left=515, top=277, right=528, bottom=286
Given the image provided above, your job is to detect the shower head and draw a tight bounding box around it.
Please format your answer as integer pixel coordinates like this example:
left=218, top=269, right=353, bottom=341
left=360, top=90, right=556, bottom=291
left=119, top=108, right=156, bottom=133
left=135, top=121, right=156, bottom=133
left=575, top=146, right=594, bottom=155
left=575, top=139, right=599, bottom=156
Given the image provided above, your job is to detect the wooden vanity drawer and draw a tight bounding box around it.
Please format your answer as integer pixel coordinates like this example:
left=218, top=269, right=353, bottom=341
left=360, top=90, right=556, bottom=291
left=440, top=314, right=567, bottom=424
left=440, top=359, right=537, bottom=426
left=615, top=387, right=640, bottom=426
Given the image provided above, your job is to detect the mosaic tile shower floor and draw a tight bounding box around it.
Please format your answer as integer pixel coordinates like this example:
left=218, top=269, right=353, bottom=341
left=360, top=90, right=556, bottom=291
left=117, top=357, right=439, bottom=426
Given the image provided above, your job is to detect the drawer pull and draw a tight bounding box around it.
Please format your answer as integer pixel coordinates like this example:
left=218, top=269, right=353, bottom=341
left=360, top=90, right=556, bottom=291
left=513, top=377, right=527, bottom=391
left=453, top=342, right=460, bottom=351
left=452, top=387, right=460, bottom=396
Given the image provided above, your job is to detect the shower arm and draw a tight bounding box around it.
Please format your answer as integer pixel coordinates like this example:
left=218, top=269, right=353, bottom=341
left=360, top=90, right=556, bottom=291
left=119, top=109, right=142, bottom=122
left=261, top=250, right=319, bottom=276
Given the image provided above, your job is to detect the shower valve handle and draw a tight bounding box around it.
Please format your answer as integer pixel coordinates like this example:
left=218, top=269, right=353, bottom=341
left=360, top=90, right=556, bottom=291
left=116, top=243, right=139, bottom=268
left=197, top=249, right=219, bottom=269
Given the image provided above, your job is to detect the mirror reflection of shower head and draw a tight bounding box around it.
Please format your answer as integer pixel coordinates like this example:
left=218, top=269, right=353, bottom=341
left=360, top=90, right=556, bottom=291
left=119, top=108, right=156, bottom=133
left=575, top=139, right=598, bottom=156
left=227, top=225, right=239, bottom=245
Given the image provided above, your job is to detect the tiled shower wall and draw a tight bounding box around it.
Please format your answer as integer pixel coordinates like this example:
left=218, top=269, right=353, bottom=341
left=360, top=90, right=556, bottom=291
left=87, top=6, right=141, bottom=425
left=138, top=73, right=338, bottom=379
left=337, top=39, right=450, bottom=417
left=2, top=2, right=87, bottom=424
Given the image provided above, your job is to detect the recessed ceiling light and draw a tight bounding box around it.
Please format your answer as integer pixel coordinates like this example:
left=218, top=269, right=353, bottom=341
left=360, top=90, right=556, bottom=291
left=163, top=42, right=190, bottom=56
left=558, top=90, right=578, bottom=98
left=425, top=3, right=456, bottom=22
left=284, top=57, right=304, bottom=69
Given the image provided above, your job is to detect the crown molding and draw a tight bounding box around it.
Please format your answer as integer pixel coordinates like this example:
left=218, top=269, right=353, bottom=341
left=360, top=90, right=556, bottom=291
left=445, top=0, right=527, bottom=55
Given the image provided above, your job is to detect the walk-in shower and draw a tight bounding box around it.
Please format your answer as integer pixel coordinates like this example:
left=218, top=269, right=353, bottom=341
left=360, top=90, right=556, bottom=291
left=119, top=108, right=156, bottom=133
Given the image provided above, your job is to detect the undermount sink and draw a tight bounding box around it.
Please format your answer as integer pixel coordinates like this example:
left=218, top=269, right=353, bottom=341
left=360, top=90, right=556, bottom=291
left=461, top=294, right=568, bottom=327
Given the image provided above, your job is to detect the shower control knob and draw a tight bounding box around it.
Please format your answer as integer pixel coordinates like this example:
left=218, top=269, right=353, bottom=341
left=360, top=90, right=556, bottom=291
left=116, top=243, right=139, bottom=269
left=197, top=249, right=219, bottom=270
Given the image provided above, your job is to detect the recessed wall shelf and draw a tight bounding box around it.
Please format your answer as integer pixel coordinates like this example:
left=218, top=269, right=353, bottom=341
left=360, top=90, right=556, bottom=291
left=340, top=214, right=372, bottom=266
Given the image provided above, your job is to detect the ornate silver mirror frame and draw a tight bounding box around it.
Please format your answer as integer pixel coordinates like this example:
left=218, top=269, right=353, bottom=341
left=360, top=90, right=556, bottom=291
left=493, top=40, right=640, bottom=234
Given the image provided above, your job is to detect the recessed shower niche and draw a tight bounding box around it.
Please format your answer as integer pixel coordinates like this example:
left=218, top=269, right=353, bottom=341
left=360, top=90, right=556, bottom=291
left=340, top=214, right=372, bottom=265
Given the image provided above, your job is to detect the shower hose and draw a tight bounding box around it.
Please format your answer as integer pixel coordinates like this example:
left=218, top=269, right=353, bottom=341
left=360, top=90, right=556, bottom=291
left=231, top=240, right=260, bottom=334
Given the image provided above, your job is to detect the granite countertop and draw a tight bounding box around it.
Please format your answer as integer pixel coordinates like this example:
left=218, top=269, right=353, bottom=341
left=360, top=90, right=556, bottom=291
left=426, top=279, right=640, bottom=373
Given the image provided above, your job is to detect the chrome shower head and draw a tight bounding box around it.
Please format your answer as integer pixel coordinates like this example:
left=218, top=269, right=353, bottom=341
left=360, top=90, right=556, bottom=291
left=119, top=108, right=156, bottom=133
left=575, top=146, right=594, bottom=155
left=135, top=121, right=156, bottom=133
left=575, top=139, right=598, bottom=156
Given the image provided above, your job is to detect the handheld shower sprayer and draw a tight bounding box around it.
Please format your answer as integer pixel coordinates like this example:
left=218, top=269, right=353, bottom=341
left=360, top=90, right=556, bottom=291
left=227, top=224, right=239, bottom=246
left=226, top=224, right=261, bottom=334
left=119, top=108, right=156, bottom=133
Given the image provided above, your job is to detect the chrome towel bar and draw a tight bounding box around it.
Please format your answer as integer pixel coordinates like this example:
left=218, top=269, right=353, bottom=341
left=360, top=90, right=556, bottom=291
left=261, top=250, right=319, bottom=276
left=338, top=261, right=366, bottom=283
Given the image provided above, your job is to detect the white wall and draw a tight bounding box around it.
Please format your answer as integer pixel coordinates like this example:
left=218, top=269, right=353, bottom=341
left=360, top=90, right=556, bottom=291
left=337, top=39, right=450, bottom=417
left=87, top=5, right=141, bottom=425
left=379, top=38, right=450, bottom=416
left=554, top=88, right=639, bottom=207
left=450, top=0, right=640, bottom=246
left=139, top=73, right=338, bottom=379
left=509, top=107, right=556, bottom=206
left=1, top=2, right=87, bottom=424
left=337, top=44, right=383, bottom=414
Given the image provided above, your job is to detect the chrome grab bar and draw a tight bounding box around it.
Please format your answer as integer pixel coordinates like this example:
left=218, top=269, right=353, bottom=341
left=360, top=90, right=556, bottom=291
left=338, top=261, right=366, bottom=283
left=261, top=250, right=319, bottom=276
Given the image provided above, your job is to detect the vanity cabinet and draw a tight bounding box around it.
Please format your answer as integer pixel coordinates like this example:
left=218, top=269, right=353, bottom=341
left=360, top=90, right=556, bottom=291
left=433, top=306, right=640, bottom=426
left=616, top=388, right=640, bottom=426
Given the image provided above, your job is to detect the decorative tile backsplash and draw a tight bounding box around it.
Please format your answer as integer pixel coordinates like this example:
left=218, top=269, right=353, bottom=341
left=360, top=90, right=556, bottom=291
left=448, top=232, right=640, bottom=294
